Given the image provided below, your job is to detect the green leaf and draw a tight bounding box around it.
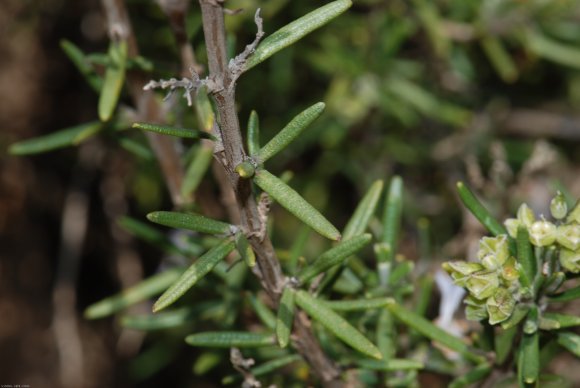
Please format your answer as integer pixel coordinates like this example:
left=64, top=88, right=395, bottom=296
left=185, top=331, right=275, bottom=348
left=316, top=180, right=384, bottom=293
left=153, top=239, right=235, bottom=312
left=84, top=268, right=183, bottom=319
left=449, top=363, right=493, bottom=388
left=98, top=40, right=127, bottom=122
left=222, top=355, right=302, bottom=385
left=276, top=288, right=295, bottom=348
left=500, top=304, right=530, bottom=330
left=324, top=297, right=391, bottom=311
left=60, top=39, right=103, bottom=92
left=244, top=0, right=352, bottom=71
left=118, top=216, right=180, bottom=255
left=377, top=309, right=396, bottom=360
left=518, top=331, right=540, bottom=385
left=542, top=312, right=580, bottom=329
left=295, top=290, right=382, bottom=359
left=353, top=358, right=423, bottom=371
left=385, top=299, right=483, bottom=363
left=298, top=234, right=372, bottom=283
left=118, top=137, right=155, bottom=161
left=120, top=306, right=199, bottom=330
left=247, top=110, right=260, bottom=156
left=181, top=145, right=214, bottom=198
left=132, top=122, right=216, bottom=140
left=557, top=332, right=580, bottom=357
left=9, top=121, right=102, bottom=155
left=147, top=211, right=234, bottom=236
left=526, top=29, right=580, bottom=70
left=257, top=102, right=325, bottom=163
left=380, top=176, right=403, bottom=263
left=343, top=180, right=384, bottom=240
left=481, top=37, right=518, bottom=83
left=517, top=226, right=535, bottom=290
left=548, top=285, right=580, bottom=303
left=495, top=326, right=517, bottom=364
left=253, top=169, right=341, bottom=241
left=247, top=294, right=277, bottom=330
left=235, top=232, right=256, bottom=267
left=456, top=182, right=507, bottom=237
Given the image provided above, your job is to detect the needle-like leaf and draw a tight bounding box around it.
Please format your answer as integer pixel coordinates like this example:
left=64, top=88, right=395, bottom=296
left=98, top=40, right=127, bottom=122
left=153, top=239, right=235, bottom=312
left=185, top=332, right=275, bottom=348
left=456, top=182, right=507, bottom=237
left=84, top=268, right=183, bottom=319
left=247, top=110, right=260, bottom=156
left=253, top=169, right=341, bottom=241
left=9, top=122, right=102, bottom=155
left=276, top=288, right=295, bottom=348
left=257, top=102, right=325, bottom=163
left=147, top=211, right=235, bottom=236
left=244, top=0, right=352, bottom=71
left=132, top=122, right=216, bottom=140
left=295, top=290, right=382, bottom=359
left=298, top=234, right=372, bottom=283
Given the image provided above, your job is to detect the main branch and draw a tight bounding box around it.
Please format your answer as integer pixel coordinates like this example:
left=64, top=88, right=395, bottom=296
left=197, top=1, right=343, bottom=385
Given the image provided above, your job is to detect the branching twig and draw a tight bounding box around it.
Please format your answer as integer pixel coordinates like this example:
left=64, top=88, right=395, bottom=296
left=230, top=348, right=261, bottom=388
left=229, top=9, right=264, bottom=85
left=196, top=1, right=343, bottom=385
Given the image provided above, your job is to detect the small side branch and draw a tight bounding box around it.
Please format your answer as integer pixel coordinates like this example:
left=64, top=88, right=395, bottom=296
left=229, top=9, right=264, bottom=84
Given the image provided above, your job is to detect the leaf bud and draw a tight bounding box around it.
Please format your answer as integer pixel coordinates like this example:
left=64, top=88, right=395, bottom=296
left=235, top=161, right=256, bottom=179
left=550, top=191, right=568, bottom=220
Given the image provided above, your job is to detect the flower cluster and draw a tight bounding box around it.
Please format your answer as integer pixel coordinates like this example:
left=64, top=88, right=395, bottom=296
left=443, top=235, right=519, bottom=324
left=444, top=192, right=580, bottom=325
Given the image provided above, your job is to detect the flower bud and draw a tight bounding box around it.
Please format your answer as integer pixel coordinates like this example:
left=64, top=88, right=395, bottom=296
left=505, top=204, right=535, bottom=238
left=528, top=219, right=557, bottom=246
left=466, top=271, right=499, bottom=299
left=504, top=218, right=519, bottom=238
left=560, top=248, right=580, bottom=273
left=556, top=223, right=580, bottom=251
left=486, top=287, right=516, bottom=325
left=443, top=261, right=484, bottom=287
left=501, top=256, right=520, bottom=283
left=550, top=191, right=568, bottom=220
left=477, top=236, right=509, bottom=269
left=465, top=295, right=488, bottom=321
left=567, top=199, right=580, bottom=224
left=517, top=203, right=536, bottom=226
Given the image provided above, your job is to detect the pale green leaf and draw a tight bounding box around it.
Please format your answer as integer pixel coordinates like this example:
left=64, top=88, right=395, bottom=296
left=295, top=290, right=382, bottom=359
left=257, top=102, right=325, bottom=163
left=298, top=234, right=372, bottom=283
left=276, top=288, right=295, bottom=348
left=244, top=0, right=352, bottom=71
left=147, top=211, right=234, bottom=236
left=98, top=40, right=127, bottom=122
left=253, top=169, right=341, bottom=241
left=9, top=121, right=102, bottom=155
left=132, top=122, right=216, bottom=140
left=247, top=110, right=260, bottom=156
left=84, top=268, right=183, bottom=319
left=185, top=331, right=275, bottom=347
left=153, top=239, right=235, bottom=312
